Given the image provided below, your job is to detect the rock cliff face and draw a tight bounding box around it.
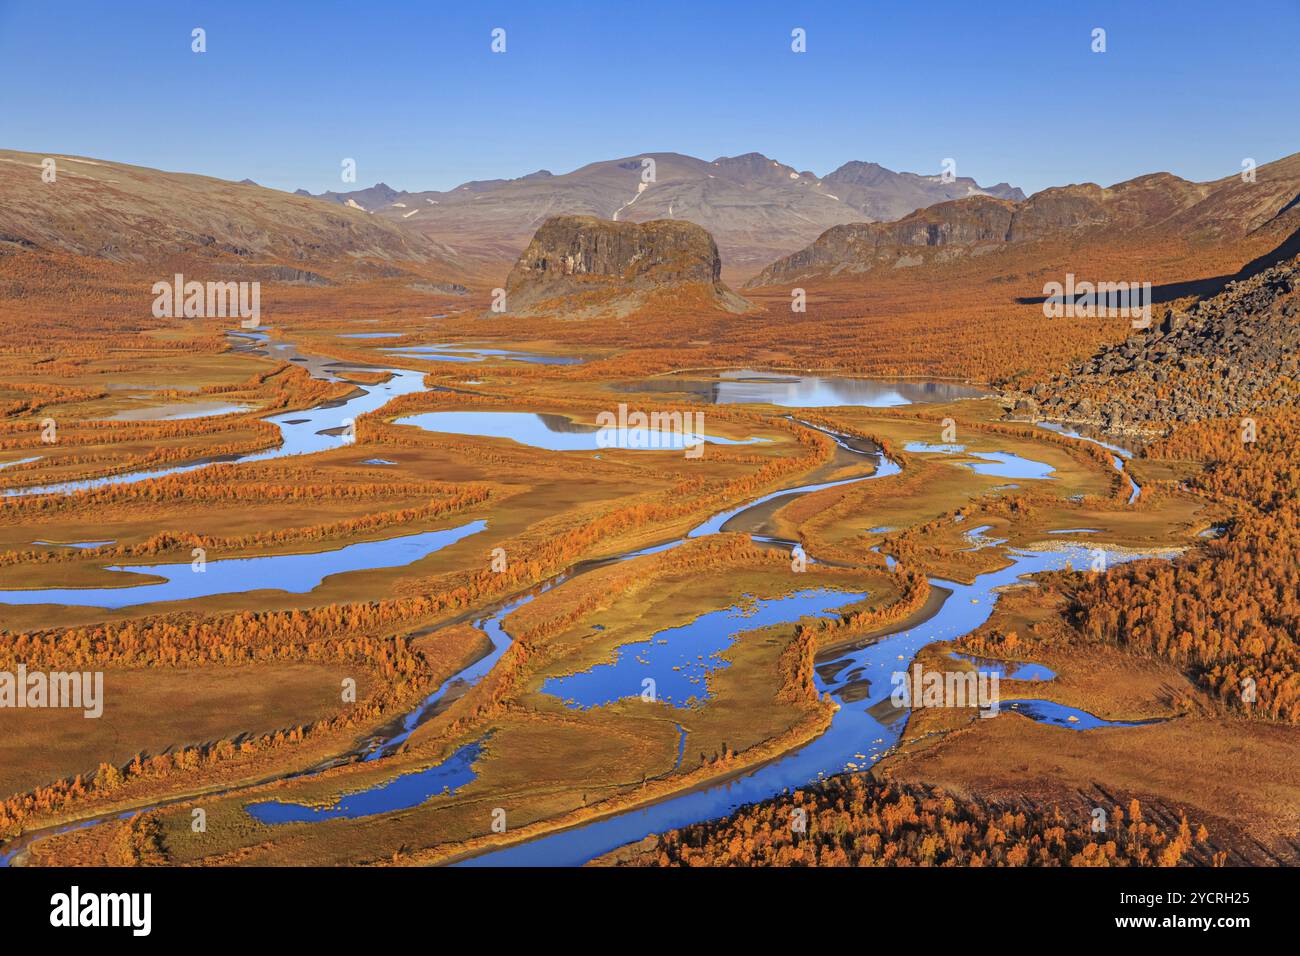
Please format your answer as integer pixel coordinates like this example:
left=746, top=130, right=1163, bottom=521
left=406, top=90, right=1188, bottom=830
left=502, top=215, right=752, bottom=316
left=746, top=196, right=1018, bottom=285
left=1005, top=252, right=1300, bottom=438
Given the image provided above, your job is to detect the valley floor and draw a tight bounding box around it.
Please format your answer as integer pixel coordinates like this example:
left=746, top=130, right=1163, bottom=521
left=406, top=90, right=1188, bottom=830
left=0, top=301, right=1295, bottom=869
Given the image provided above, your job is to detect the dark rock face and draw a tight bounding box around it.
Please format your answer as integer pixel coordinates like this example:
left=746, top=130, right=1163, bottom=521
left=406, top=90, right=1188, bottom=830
left=409, top=280, right=469, bottom=296
left=511, top=215, right=721, bottom=285
left=503, top=215, right=750, bottom=315
left=1007, top=253, right=1300, bottom=438
left=259, top=265, right=332, bottom=286
left=748, top=195, right=1016, bottom=285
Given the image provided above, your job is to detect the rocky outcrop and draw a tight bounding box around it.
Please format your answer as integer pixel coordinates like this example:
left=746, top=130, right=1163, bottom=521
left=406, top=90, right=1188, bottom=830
left=501, top=215, right=752, bottom=317
left=747, top=195, right=1017, bottom=285
left=1005, top=252, right=1300, bottom=438
left=408, top=280, right=469, bottom=296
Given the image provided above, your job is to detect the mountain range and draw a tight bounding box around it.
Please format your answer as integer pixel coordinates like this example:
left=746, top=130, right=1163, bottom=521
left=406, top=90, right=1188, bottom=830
left=297, top=152, right=1024, bottom=278
left=4, top=146, right=1298, bottom=313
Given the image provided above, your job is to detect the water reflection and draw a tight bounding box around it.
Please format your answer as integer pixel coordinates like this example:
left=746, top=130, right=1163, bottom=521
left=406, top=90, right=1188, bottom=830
left=616, top=370, right=990, bottom=408
left=394, top=411, right=760, bottom=452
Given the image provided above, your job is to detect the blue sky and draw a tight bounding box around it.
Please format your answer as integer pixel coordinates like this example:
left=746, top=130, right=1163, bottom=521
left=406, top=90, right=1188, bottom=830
left=1, top=0, right=1296, bottom=196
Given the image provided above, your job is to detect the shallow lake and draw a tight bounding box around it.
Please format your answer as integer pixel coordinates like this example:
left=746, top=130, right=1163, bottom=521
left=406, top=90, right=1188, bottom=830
left=903, top=442, right=1056, bottom=480
left=381, top=344, right=583, bottom=366
left=542, top=588, right=869, bottom=710
left=618, top=370, right=990, bottom=408
left=948, top=652, right=1057, bottom=681
left=961, top=524, right=1007, bottom=550
left=1002, top=699, right=1164, bottom=730
left=394, top=411, right=760, bottom=452
left=245, top=739, right=486, bottom=824
left=0, top=522, right=485, bottom=609
left=32, top=539, right=117, bottom=549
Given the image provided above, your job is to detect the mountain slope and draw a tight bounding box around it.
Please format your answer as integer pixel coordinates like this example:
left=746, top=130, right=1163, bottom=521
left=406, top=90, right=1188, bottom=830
left=748, top=154, right=1300, bottom=287
left=0, top=150, right=457, bottom=279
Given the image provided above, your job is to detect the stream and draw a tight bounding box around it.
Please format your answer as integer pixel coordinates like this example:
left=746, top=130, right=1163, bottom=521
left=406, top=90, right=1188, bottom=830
left=1036, top=422, right=1141, bottom=504
left=455, top=543, right=1166, bottom=866
left=4, top=331, right=428, bottom=498
left=0, top=335, right=1166, bottom=867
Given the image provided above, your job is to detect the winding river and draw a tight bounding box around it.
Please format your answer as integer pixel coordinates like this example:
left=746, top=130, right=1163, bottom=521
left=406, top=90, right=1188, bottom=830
left=4, top=332, right=429, bottom=498
left=0, top=333, right=1169, bottom=867
left=454, top=543, right=1165, bottom=866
